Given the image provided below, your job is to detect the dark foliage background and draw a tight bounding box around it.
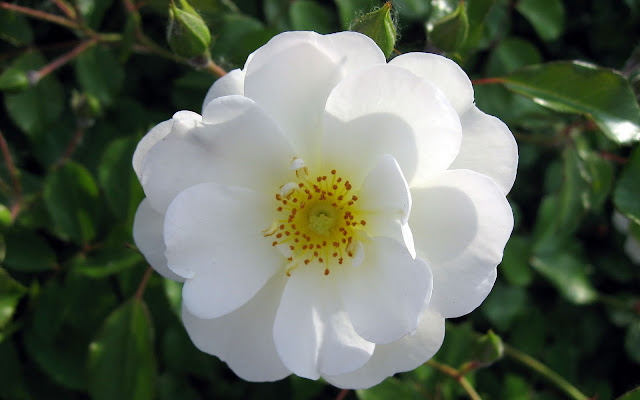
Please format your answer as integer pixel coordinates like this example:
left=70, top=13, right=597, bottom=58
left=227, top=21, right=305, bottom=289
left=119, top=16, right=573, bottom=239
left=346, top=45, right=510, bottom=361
left=1, top=0, right=640, bottom=399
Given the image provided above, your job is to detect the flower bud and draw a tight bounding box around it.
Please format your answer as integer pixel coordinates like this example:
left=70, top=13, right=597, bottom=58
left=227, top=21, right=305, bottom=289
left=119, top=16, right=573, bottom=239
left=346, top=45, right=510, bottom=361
left=350, top=2, right=397, bottom=59
left=167, top=0, right=212, bottom=61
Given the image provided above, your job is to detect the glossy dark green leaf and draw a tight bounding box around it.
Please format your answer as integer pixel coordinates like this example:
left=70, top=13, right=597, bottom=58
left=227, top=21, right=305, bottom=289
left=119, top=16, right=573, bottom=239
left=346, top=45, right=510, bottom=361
left=75, top=46, right=125, bottom=107
left=459, top=0, right=495, bottom=54
left=3, top=230, right=56, bottom=272
left=98, top=137, right=143, bottom=221
left=625, top=321, right=640, bottom=364
left=44, top=162, right=100, bottom=244
left=486, top=37, right=542, bottom=76
left=75, top=0, right=114, bottom=28
left=614, top=146, right=640, bottom=225
left=531, top=252, right=598, bottom=304
left=618, top=385, right=640, bottom=400
left=290, top=0, right=335, bottom=33
left=516, top=0, right=565, bottom=41
left=503, top=62, right=640, bottom=144
left=0, top=339, right=30, bottom=400
left=162, top=325, right=215, bottom=378
left=0, top=268, right=27, bottom=328
left=429, top=1, right=469, bottom=52
left=4, top=52, right=64, bottom=136
left=72, top=249, right=144, bottom=279
left=500, top=235, right=533, bottom=287
left=0, top=9, right=33, bottom=46
left=356, top=377, right=420, bottom=400
left=481, top=283, right=527, bottom=331
left=0, top=66, right=29, bottom=92
left=88, top=299, right=156, bottom=400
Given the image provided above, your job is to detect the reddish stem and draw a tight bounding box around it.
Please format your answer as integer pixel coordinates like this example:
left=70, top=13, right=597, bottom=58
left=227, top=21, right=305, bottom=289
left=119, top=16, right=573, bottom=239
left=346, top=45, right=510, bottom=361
left=34, top=38, right=97, bottom=83
left=0, top=130, right=23, bottom=220
left=598, top=151, right=628, bottom=164
left=53, top=125, right=85, bottom=169
left=0, top=2, right=78, bottom=30
left=471, top=77, right=506, bottom=85
left=52, top=0, right=77, bottom=19
left=135, top=267, right=153, bottom=299
left=336, top=389, right=350, bottom=400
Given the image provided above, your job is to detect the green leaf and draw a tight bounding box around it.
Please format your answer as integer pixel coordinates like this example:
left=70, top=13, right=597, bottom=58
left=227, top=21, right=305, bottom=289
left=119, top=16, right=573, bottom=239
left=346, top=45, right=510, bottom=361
left=0, top=268, right=27, bottom=328
left=75, top=0, right=114, bottom=29
left=393, top=0, right=430, bottom=22
left=0, top=339, right=30, bottom=400
left=486, top=37, right=542, bottom=76
left=98, top=137, right=143, bottom=221
left=531, top=252, right=598, bottom=304
left=290, top=0, right=335, bottom=34
left=429, top=1, right=469, bottom=53
left=3, top=230, right=57, bottom=272
left=356, top=377, right=420, bottom=400
left=516, top=0, right=565, bottom=41
left=625, top=321, right=640, bottom=364
left=618, top=385, right=640, bottom=400
left=503, top=62, right=640, bottom=144
left=500, top=235, right=533, bottom=287
left=614, top=146, right=640, bottom=225
left=44, top=162, right=100, bottom=244
left=88, top=299, right=156, bottom=400
left=4, top=52, right=64, bottom=136
left=481, top=283, right=527, bottom=331
left=75, top=46, right=125, bottom=107
left=72, top=249, right=144, bottom=279
left=458, top=0, right=495, bottom=54
left=162, top=325, right=215, bottom=378
left=0, top=9, right=33, bottom=46
left=0, top=66, right=29, bottom=93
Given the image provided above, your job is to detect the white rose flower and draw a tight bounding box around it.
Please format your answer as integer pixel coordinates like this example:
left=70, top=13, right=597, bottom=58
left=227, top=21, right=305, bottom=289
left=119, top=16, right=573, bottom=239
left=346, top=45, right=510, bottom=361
left=132, top=31, right=517, bottom=389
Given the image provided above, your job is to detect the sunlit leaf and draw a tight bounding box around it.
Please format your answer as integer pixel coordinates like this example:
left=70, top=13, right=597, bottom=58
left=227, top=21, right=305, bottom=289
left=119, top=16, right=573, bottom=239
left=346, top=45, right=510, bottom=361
left=614, top=146, right=640, bottom=225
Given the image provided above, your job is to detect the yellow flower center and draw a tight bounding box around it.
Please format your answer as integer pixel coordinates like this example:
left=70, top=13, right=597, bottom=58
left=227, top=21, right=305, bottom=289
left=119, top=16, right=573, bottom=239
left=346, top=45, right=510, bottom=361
left=263, top=161, right=367, bottom=277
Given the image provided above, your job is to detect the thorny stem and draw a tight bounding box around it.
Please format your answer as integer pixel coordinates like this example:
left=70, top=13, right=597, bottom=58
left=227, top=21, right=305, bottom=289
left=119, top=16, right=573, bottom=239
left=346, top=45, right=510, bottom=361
left=471, top=77, right=506, bottom=85
left=335, top=389, right=350, bottom=400
left=0, top=129, right=22, bottom=220
left=135, top=267, right=153, bottom=300
left=32, top=38, right=98, bottom=83
left=503, top=344, right=589, bottom=400
left=0, top=2, right=79, bottom=30
left=426, top=360, right=482, bottom=400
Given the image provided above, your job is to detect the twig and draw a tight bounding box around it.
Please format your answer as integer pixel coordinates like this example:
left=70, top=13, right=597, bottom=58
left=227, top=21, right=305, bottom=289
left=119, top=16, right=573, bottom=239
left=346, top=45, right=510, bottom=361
left=205, top=59, right=227, bottom=77
left=52, top=0, right=77, bottom=19
left=426, top=360, right=482, bottom=400
left=335, top=389, right=350, bottom=400
left=504, top=344, right=589, bottom=400
left=0, top=2, right=78, bottom=30
left=471, top=77, right=506, bottom=85
left=53, top=125, right=85, bottom=169
left=0, top=130, right=22, bottom=220
left=598, top=151, right=628, bottom=164
left=32, top=38, right=97, bottom=83
left=135, top=267, right=153, bottom=299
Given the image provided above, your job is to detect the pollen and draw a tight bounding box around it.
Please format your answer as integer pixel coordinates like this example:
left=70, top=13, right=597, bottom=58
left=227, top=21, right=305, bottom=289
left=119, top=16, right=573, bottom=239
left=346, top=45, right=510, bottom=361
left=265, top=158, right=367, bottom=277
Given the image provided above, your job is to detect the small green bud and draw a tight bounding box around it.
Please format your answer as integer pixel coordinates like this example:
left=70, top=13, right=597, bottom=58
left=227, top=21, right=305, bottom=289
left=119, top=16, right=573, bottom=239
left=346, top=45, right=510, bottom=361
left=469, top=330, right=504, bottom=368
left=0, top=66, right=29, bottom=93
left=167, top=0, right=212, bottom=61
left=429, top=0, right=469, bottom=53
left=350, top=2, right=397, bottom=59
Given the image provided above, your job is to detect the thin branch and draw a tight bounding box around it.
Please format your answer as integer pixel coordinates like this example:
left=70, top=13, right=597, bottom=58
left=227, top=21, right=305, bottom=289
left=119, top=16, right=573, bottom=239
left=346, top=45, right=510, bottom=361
left=335, top=389, right=350, bottom=400
left=52, top=0, right=77, bottom=19
left=0, top=2, right=78, bottom=30
left=135, top=267, right=153, bottom=299
left=53, top=125, right=85, bottom=169
left=0, top=129, right=22, bottom=220
left=205, top=59, right=227, bottom=77
left=426, top=360, right=482, bottom=400
left=598, top=151, right=628, bottom=164
left=471, top=77, right=506, bottom=86
left=33, top=38, right=97, bottom=83
left=504, top=344, right=589, bottom=400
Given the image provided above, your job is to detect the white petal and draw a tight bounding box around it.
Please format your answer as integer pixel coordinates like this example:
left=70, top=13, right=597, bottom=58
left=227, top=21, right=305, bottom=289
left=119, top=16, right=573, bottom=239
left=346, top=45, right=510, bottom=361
left=338, top=236, right=432, bottom=344
left=132, top=199, right=185, bottom=282
left=410, top=169, right=513, bottom=318
left=449, top=106, right=518, bottom=194
left=390, top=52, right=474, bottom=115
left=273, top=266, right=374, bottom=379
left=132, top=120, right=172, bottom=180
left=182, top=274, right=291, bottom=381
left=325, top=309, right=445, bottom=389
left=164, top=183, right=282, bottom=319
left=202, top=69, right=245, bottom=112
left=140, top=95, right=294, bottom=213
left=323, top=65, right=462, bottom=187
left=244, top=31, right=384, bottom=162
